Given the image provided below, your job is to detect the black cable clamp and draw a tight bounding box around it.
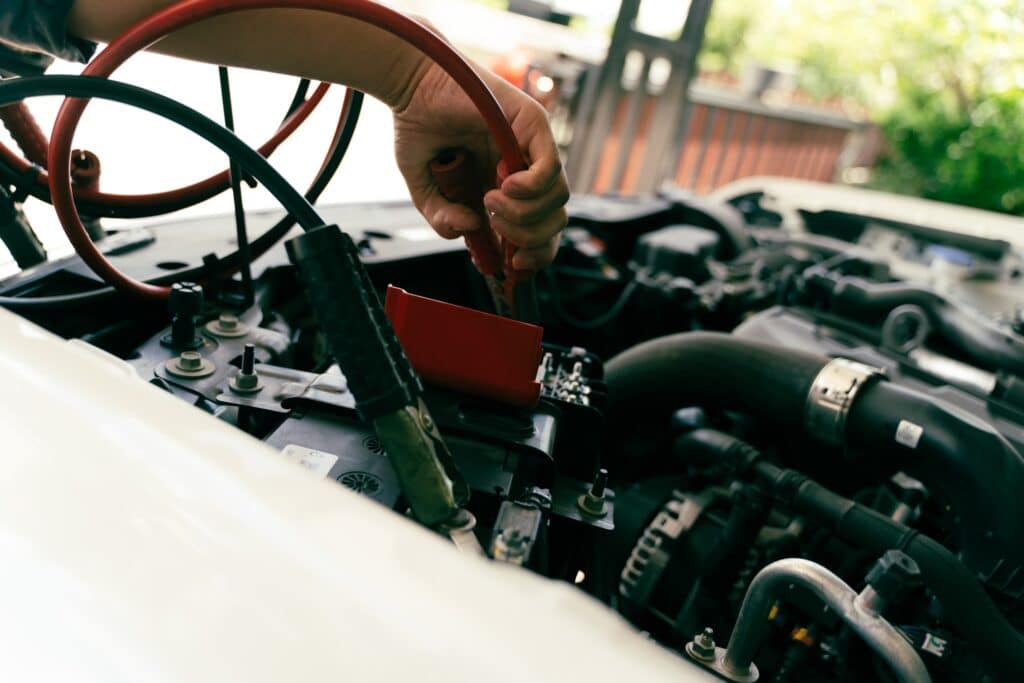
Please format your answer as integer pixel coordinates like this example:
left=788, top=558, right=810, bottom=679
left=9, top=162, right=44, bottom=204
left=286, top=224, right=422, bottom=421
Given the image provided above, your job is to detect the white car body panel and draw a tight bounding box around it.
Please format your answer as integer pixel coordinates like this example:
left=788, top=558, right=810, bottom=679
left=712, top=176, right=1024, bottom=249
left=0, top=308, right=713, bottom=682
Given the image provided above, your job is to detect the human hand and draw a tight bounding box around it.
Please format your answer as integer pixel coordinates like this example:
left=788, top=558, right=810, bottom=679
left=392, top=58, right=569, bottom=271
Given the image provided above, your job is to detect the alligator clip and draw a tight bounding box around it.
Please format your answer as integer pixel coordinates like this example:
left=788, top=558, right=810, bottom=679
left=430, top=149, right=538, bottom=323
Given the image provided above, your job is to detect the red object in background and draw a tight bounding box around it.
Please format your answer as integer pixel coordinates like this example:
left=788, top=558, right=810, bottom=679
left=384, top=285, right=543, bottom=408
left=492, top=50, right=558, bottom=110
left=492, top=49, right=532, bottom=89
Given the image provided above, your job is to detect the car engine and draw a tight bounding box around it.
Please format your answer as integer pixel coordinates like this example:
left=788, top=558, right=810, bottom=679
left=1, top=6, right=1022, bottom=679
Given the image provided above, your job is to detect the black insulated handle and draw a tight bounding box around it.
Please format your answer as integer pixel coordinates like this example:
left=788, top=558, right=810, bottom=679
left=286, top=225, right=422, bottom=421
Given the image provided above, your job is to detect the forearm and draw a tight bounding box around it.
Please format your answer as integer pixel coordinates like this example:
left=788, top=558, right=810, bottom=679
left=67, top=0, right=429, bottom=109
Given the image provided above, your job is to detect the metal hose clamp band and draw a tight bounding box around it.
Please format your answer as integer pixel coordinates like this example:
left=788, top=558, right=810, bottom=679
left=805, top=358, right=883, bottom=446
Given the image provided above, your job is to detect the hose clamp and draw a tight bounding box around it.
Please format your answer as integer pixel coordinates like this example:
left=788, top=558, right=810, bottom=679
left=805, top=358, right=883, bottom=446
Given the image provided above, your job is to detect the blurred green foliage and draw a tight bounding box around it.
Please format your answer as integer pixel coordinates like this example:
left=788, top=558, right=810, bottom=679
left=699, top=0, right=1024, bottom=214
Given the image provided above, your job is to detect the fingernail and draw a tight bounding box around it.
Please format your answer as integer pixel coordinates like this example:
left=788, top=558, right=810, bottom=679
left=484, top=198, right=501, bottom=218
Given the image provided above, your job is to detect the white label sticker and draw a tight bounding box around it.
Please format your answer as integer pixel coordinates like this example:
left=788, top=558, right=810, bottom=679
left=921, top=633, right=948, bottom=657
left=281, top=444, right=339, bottom=478
left=895, top=420, right=924, bottom=449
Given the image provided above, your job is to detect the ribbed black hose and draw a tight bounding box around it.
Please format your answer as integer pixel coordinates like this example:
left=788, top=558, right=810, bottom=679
left=605, top=331, right=828, bottom=429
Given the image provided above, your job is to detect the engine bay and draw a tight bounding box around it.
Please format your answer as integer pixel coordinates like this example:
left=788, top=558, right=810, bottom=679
left=0, top=4, right=1021, bottom=676
left=4, top=181, right=1024, bottom=682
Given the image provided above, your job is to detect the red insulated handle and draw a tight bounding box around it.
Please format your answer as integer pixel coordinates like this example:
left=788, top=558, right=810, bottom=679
left=429, top=148, right=505, bottom=276
left=0, top=103, right=49, bottom=168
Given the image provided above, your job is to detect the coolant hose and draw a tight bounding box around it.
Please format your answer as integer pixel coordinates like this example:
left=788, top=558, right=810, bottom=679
left=606, top=332, right=1024, bottom=576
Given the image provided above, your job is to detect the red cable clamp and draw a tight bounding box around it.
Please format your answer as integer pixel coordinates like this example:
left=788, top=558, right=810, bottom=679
left=384, top=285, right=543, bottom=408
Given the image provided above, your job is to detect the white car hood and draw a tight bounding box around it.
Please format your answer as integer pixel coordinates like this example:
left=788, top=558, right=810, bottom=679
left=0, top=309, right=712, bottom=682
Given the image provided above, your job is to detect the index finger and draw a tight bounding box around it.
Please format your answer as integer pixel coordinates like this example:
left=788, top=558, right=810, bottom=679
left=501, top=123, right=563, bottom=200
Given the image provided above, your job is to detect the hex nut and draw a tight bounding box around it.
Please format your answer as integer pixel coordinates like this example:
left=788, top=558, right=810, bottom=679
left=206, top=313, right=250, bottom=338
left=165, top=352, right=215, bottom=379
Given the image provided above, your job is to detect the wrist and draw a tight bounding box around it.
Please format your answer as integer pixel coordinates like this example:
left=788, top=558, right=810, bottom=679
left=384, top=15, right=447, bottom=113
left=384, top=45, right=432, bottom=113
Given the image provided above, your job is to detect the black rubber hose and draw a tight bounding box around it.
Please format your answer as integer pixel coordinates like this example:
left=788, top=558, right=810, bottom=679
left=284, top=78, right=312, bottom=118
left=605, top=331, right=828, bottom=430
left=761, top=463, right=1024, bottom=683
left=846, top=380, right=1024, bottom=578
left=0, top=89, right=364, bottom=310
left=827, top=276, right=1024, bottom=375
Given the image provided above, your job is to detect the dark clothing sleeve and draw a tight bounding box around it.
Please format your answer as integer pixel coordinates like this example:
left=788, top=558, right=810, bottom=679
left=0, top=1, right=96, bottom=77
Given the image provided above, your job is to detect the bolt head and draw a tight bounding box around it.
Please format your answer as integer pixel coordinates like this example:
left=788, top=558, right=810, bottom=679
left=866, top=549, right=922, bottom=602
left=234, top=372, right=259, bottom=390
left=687, top=628, right=717, bottom=661
left=229, top=368, right=264, bottom=394
left=169, top=282, right=204, bottom=315
left=577, top=491, right=608, bottom=517
left=178, top=351, right=203, bottom=370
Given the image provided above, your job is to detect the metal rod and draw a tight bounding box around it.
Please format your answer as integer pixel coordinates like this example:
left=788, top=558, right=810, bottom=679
left=241, top=343, right=255, bottom=375
left=723, top=558, right=931, bottom=683
left=218, top=66, right=254, bottom=306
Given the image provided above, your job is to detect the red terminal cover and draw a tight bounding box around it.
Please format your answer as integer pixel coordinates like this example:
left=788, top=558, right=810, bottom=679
left=384, top=285, right=543, bottom=408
